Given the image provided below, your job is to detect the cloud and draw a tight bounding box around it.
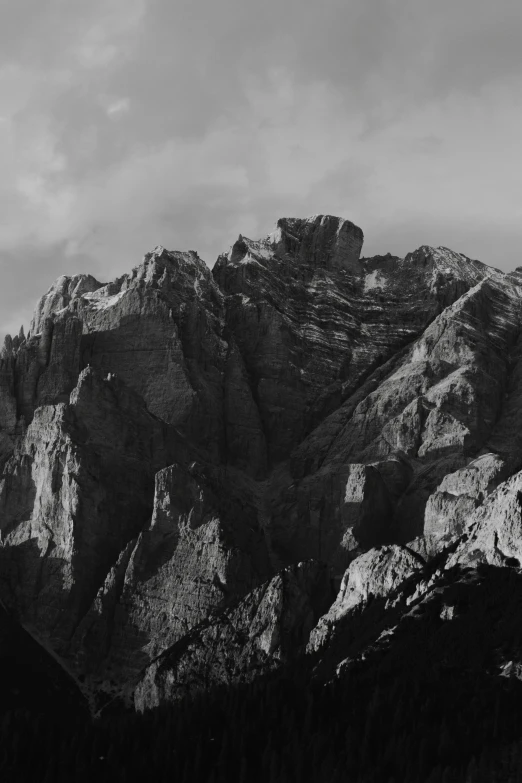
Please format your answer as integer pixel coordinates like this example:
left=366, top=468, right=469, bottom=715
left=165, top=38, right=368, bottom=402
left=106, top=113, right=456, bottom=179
left=1, top=0, right=522, bottom=336
left=106, top=97, right=130, bottom=116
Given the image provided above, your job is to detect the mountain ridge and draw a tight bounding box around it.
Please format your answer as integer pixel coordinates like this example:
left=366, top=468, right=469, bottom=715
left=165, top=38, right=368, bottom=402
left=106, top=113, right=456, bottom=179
left=2, top=212, right=522, bottom=727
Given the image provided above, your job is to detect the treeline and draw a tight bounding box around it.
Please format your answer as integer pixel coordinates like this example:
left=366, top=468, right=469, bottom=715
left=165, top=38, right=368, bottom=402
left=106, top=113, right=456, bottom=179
left=4, top=565, right=522, bottom=781
left=2, top=662, right=522, bottom=783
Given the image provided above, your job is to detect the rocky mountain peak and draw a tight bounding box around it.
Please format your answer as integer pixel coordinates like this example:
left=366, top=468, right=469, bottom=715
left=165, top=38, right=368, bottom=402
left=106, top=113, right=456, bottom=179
left=403, top=244, right=498, bottom=283
left=139, top=245, right=209, bottom=278
left=268, top=214, right=364, bottom=272
left=221, top=213, right=364, bottom=274
left=29, top=273, right=103, bottom=337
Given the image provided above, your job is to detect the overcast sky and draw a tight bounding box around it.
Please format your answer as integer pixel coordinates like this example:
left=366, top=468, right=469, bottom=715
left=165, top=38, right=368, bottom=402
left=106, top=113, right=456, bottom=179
left=1, top=0, right=522, bottom=336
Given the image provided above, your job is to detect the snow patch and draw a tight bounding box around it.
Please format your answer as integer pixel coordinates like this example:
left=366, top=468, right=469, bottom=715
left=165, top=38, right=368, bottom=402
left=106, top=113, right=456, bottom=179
left=82, top=290, right=126, bottom=311
left=364, top=270, right=387, bottom=292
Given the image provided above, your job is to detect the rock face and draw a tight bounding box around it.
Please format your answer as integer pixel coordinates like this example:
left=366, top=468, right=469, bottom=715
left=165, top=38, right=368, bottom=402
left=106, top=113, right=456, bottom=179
left=70, top=461, right=270, bottom=695
left=267, top=461, right=394, bottom=574
left=134, top=560, right=332, bottom=710
left=308, top=545, right=423, bottom=653
left=0, top=367, right=174, bottom=651
left=267, top=215, right=364, bottom=273
left=2, top=213, right=522, bottom=708
left=214, top=234, right=489, bottom=466
left=446, top=470, right=522, bottom=568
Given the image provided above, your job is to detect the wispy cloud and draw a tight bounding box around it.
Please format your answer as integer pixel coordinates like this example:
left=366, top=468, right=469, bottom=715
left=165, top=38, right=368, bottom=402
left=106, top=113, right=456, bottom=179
left=106, top=97, right=130, bottom=116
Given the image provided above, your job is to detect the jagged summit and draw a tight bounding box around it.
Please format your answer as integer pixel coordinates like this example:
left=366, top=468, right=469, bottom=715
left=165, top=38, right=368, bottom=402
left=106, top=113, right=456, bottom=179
left=12, top=216, right=505, bottom=353
left=268, top=214, right=364, bottom=272
left=221, top=213, right=364, bottom=274
left=141, top=244, right=207, bottom=272
left=403, top=243, right=501, bottom=279
left=29, top=273, right=103, bottom=337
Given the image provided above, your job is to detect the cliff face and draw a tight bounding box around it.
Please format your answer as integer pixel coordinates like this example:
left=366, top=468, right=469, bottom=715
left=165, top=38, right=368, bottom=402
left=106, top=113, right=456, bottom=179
left=1, top=213, right=522, bottom=707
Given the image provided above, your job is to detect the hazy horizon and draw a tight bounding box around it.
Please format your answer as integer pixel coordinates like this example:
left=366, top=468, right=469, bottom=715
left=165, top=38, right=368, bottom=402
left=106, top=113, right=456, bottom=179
left=1, top=0, right=522, bottom=336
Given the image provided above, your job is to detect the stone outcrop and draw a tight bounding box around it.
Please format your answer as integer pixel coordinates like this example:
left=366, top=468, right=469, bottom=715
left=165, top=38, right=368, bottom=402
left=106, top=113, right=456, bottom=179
left=70, top=462, right=270, bottom=696
left=0, top=339, right=18, bottom=464
left=267, top=215, right=364, bottom=273
left=29, top=273, right=102, bottom=336
left=267, top=462, right=393, bottom=574
left=308, top=545, right=423, bottom=652
left=223, top=341, right=267, bottom=478
left=1, top=313, right=84, bottom=432
left=422, top=452, right=510, bottom=556
left=134, top=560, right=332, bottom=710
left=0, top=366, right=175, bottom=651
left=446, top=470, right=522, bottom=568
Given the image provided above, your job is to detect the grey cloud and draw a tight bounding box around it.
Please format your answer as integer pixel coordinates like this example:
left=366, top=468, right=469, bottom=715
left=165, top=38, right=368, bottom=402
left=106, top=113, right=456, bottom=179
left=1, top=0, right=522, bottom=337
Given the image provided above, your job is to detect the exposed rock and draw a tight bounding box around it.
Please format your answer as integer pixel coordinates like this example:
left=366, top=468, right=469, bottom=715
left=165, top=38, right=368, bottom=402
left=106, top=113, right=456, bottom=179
left=29, top=273, right=103, bottom=336
left=447, top=470, right=522, bottom=568
left=0, top=339, right=17, bottom=464
left=308, top=545, right=423, bottom=652
left=311, top=563, right=522, bottom=717
left=35, top=315, right=83, bottom=407
left=70, top=462, right=270, bottom=695
left=439, top=603, right=456, bottom=621
left=75, top=249, right=226, bottom=465
left=134, top=560, right=332, bottom=710
left=423, top=452, right=510, bottom=555
left=223, top=341, right=267, bottom=478
left=267, top=215, right=364, bottom=273
left=268, top=462, right=393, bottom=573
left=0, top=366, right=176, bottom=656
left=0, top=312, right=84, bottom=434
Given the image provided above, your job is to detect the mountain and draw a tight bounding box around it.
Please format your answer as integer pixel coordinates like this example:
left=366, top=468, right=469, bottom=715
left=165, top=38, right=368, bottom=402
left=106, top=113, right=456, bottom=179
left=2, top=213, right=522, bottom=779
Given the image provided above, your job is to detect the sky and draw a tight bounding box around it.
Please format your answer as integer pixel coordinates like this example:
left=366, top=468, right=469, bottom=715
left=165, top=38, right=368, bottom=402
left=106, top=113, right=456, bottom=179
left=1, top=0, right=522, bottom=336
